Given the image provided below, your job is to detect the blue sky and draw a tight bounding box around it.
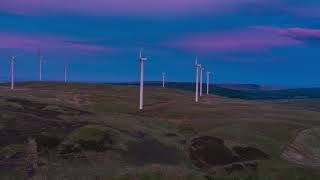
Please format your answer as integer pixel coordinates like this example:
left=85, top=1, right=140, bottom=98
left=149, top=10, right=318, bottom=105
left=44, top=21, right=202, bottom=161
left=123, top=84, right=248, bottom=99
left=0, top=0, right=320, bottom=87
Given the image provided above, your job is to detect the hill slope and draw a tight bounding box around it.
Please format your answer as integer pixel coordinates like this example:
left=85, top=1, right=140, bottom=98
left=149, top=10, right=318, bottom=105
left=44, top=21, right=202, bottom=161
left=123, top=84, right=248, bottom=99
left=0, top=81, right=320, bottom=180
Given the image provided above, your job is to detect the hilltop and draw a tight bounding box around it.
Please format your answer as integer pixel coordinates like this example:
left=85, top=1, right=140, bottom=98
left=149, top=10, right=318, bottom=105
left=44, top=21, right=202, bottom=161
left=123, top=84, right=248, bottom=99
left=0, top=81, right=319, bottom=180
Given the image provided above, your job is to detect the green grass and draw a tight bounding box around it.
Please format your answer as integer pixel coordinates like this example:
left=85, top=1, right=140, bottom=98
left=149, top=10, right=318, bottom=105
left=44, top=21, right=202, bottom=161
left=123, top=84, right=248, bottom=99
left=301, top=128, right=320, bottom=149
left=257, top=159, right=320, bottom=180
left=0, top=144, right=24, bottom=159
left=1, top=81, right=320, bottom=179
left=138, top=172, right=163, bottom=180
left=68, top=125, right=108, bottom=144
left=62, top=125, right=119, bottom=151
left=43, top=105, right=76, bottom=114
left=124, top=139, right=184, bottom=166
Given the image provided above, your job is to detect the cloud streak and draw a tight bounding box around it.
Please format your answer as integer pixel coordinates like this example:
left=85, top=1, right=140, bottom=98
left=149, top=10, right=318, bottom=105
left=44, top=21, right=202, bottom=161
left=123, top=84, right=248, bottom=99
left=255, top=26, right=320, bottom=40
left=0, top=0, right=271, bottom=16
left=0, top=32, right=115, bottom=52
left=165, top=28, right=302, bottom=53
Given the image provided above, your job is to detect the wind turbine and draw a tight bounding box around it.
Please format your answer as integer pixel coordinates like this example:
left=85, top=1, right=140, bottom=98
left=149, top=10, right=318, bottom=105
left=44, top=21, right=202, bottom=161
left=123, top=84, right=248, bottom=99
left=162, top=72, right=166, bottom=88
left=64, top=64, right=68, bottom=83
left=10, top=57, right=15, bottom=90
left=200, top=66, right=204, bottom=96
left=206, top=71, right=211, bottom=95
left=195, top=58, right=201, bottom=102
left=139, top=50, right=147, bottom=110
left=38, top=51, right=43, bottom=81
left=10, top=52, right=24, bottom=90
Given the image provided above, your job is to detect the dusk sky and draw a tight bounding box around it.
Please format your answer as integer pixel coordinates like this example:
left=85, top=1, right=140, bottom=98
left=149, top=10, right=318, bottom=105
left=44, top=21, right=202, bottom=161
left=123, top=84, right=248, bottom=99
left=0, top=0, right=320, bottom=87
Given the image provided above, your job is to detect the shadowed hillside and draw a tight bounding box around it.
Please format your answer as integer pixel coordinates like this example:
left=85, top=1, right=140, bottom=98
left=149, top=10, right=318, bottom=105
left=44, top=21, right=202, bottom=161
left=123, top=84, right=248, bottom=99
left=0, top=81, right=319, bottom=180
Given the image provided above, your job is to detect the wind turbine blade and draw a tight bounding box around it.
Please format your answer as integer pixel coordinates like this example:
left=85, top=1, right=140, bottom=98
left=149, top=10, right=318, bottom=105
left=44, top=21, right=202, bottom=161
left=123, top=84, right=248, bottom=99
left=139, top=49, right=142, bottom=59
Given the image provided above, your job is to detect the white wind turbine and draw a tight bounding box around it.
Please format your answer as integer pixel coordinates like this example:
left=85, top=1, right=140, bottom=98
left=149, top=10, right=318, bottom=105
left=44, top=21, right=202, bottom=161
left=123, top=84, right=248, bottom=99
left=200, top=66, right=204, bottom=96
left=38, top=51, right=43, bottom=81
left=162, top=72, right=166, bottom=88
left=139, top=50, right=147, bottom=110
left=206, top=71, right=211, bottom=95
left=195, top=58, right=201, bottom=102
left=10, top=58, right=15, bottom=90
left=64, top=64, right=68, bottom=83
left=10, top=52, right=24, bottom=90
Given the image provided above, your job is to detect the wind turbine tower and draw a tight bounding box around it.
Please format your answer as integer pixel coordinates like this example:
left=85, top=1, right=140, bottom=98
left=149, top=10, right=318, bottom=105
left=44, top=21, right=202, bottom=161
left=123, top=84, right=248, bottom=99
left=162, top=72, right=166, bottom=88
left=195, top=58, right=201, bottom=102
left=39, top=53, right=43, bottom=81
left=200, top=66, right=204, bottom=96
left=10, top=57, right=15, bottom=90
left=139, top=50, right=147, bottom=110
left=206, top=71, right=211, bottom=95
left=64, top=64, right=68, bottom=83
left=10, top=52, right=24, bottom=90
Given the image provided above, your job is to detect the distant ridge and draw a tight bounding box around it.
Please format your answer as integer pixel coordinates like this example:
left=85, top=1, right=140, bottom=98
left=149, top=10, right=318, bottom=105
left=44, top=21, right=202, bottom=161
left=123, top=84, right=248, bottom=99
left=218, top=83, right=286, bottom=91
left=111, top=81, right=320, bottom=100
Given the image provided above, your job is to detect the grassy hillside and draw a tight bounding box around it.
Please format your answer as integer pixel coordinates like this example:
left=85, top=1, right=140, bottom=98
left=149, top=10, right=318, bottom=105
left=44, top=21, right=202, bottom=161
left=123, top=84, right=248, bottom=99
left=0, top=81, right=320, bottom=180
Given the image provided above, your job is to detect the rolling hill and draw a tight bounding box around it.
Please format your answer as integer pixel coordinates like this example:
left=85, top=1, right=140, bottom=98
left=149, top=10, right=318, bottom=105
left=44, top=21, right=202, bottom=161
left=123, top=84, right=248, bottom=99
left=0, top=81, right=319, bottom=180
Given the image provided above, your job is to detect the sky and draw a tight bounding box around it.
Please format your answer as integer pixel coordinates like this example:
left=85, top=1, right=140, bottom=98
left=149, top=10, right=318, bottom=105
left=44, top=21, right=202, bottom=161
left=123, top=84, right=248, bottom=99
left=0, top=0, right=320, bottom=87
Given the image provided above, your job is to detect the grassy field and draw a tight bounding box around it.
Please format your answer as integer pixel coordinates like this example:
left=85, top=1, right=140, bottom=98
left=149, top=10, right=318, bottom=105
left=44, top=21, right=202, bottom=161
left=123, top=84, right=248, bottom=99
left=0, top=81, right=319, bottom=180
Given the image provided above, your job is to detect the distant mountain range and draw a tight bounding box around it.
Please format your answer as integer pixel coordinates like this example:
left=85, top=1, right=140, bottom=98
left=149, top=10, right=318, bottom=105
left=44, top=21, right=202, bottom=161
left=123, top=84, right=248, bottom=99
left=112, top=81, right=320, bottom=100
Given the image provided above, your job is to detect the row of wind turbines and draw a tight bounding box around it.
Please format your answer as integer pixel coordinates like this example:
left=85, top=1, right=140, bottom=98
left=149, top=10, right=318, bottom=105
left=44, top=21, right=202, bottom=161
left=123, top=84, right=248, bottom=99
left=8, top=50, right=212, bottom=110
left=9, top=51, right=69, bottom=90
left=138, top=51, right=212, bottom=110
left=194, top=58, right=211, bottom=103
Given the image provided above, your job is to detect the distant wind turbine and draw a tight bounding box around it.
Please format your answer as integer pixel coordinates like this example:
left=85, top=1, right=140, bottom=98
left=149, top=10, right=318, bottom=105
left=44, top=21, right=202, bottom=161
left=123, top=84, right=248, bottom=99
left=162, top=72, right=166, bottom=88
left=206, top=71, right=211, bottom=95
left=195, top=58, right=201, bottom=102
left=64, top=64, right=68, bottom=83
left=10, top=52, right=24, bottom=90
left=38, top=51, right=43, bottom=81
left=200, top=66, right=204, bottom=96
left=139, top=50, right=147, bottom=110
left=10, top=57, right=15, bottom=90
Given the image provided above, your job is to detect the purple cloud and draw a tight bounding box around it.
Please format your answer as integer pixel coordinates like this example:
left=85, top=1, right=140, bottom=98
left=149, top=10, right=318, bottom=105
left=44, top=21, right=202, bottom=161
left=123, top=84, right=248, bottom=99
left=0, top=32, right=115, bottom=52
left=255, top=26, right=320, bottom=40
left=0, top=0, right=271, bottom=16
left=165, top=28, right=302, bottom=53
